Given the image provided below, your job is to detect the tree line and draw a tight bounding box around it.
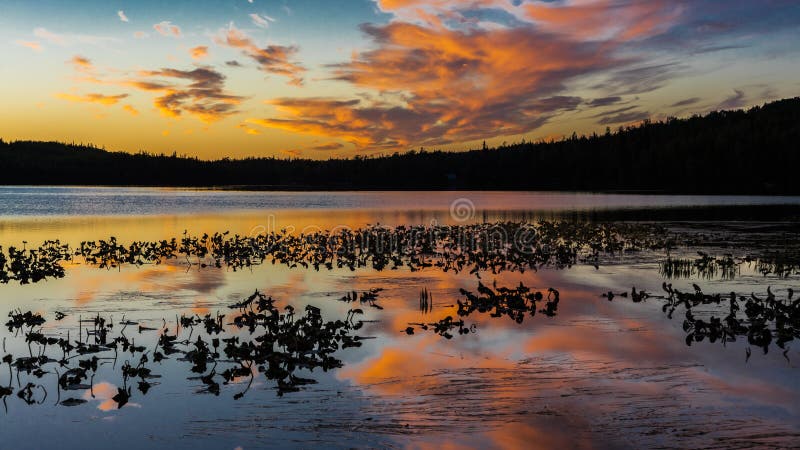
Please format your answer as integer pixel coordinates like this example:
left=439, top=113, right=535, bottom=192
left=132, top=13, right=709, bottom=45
left=1, top=97, right=798, bottom=193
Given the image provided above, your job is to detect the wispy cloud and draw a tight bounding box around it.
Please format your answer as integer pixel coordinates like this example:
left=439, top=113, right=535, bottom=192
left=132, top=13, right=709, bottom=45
left=56, top=92, right=129, bottom=106
left=117, top=10, right=129, bottom=23
left=597, top=110, right=651, bottom=125
left=310, top=142, right=344, bottom=151
left=123, top=104, right=139, bottom=116
left=593, top=63, right=686, bottom=95
left=30, top=27, right=117, bottom=47
left=34, top=27, right=66, bottom=45
left=716, top=89, right=747, bottom=110
left=15, top=40, right=42, bottom=52
left=153, top=21, right=181, bottom=38
left=587, top=96, right=623, bottom=107
left=215, top=25, right=305, bottom=85
left=66, top=55, right=95, bottom=77
left=670, top=97, right=701, bottom=108
left=249, top=13, right=275, bottom=28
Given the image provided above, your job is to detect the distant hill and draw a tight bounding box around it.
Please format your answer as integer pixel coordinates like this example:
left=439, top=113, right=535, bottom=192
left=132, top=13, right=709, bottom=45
left=1, top=97, right=799, bottom=193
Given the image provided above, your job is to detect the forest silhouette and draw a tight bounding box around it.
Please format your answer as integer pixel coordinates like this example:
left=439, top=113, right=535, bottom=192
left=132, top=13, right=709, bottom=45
left=1, top=97, right=798, bottom=193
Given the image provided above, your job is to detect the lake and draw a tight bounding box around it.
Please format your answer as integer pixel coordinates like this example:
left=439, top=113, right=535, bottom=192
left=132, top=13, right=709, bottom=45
left=0, top=188, right=798, bottom=449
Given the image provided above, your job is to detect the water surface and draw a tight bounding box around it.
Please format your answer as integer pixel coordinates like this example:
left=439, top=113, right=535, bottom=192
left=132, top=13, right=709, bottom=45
left=0, top=188, right=798, bottom=449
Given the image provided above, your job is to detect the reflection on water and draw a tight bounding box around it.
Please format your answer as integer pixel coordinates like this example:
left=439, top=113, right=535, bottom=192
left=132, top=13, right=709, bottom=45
left=0, top=190, right=799, bottom=449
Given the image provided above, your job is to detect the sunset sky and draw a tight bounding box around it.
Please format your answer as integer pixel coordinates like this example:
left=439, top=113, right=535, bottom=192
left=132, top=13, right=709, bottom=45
left=1, top=0, right=798, bottom=159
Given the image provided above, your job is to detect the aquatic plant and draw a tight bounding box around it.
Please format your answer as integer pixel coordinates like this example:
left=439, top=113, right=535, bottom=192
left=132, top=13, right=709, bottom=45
left=609, top=283, right=800, bottom=359
left=405, top=281, right=560, bottom=338
left=0, top=290, right=369, bottom=411
left=0, top=221, right=672, bottom=285
left=660, top=252, right=739, bottom=280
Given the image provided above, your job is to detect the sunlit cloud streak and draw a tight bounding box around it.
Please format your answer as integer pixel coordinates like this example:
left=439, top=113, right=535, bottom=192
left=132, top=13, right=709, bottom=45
left=69, top=55, right=93, bottom=72
left=118, top=10, right=129, bottom=23
left=249, top=13, right=275, bottom=29
left=31, top=27, right=117, bottom=47
left=56, top=92, right=129, bottom=106
left=15, top=40, right=42, bottom=52
left=310, top=142, right=344, bottom=151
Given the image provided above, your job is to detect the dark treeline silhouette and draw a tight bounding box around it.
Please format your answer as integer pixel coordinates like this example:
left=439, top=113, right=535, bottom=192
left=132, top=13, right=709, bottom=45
left=1, top=97, right=799, bottom=193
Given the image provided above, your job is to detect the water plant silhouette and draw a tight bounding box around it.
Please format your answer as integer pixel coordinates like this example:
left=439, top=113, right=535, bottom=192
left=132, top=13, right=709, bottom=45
left=0, top=290, right=370, bottom=411
left=405, top=281, right=560, bottom=338
left=607, top=283, right=800, bottom=358
left=0, top=222, right=676, bottom=285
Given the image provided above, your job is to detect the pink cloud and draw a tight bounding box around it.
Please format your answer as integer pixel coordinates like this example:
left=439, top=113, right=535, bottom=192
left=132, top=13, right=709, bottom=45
left=153, top=21, right=181, bottom=37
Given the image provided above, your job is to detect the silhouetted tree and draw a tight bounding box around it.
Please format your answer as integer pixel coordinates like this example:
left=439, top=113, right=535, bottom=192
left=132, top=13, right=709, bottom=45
left=0, top=98, right=798, bottom=194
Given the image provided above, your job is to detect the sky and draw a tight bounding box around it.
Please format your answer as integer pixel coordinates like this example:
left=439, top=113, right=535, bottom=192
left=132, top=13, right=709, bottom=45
left=1, top=0, right=799, bottom=160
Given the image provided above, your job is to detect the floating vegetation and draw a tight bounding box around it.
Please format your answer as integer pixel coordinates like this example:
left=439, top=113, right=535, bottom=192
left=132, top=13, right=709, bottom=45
left=0, top=241, right=71, bottom=284
left=0, top=222, right=672, bottom=284
left=458, top=281, right=561, bottom=322
left=405, top=281, right=560, bottom=338
left=608, top=283, right=800, bottom=358
left=0, top=290, right=369, bottom=411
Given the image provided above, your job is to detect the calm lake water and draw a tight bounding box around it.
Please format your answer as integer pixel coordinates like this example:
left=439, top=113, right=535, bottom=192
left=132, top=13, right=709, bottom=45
left=0, top=188, right=798, bottom=449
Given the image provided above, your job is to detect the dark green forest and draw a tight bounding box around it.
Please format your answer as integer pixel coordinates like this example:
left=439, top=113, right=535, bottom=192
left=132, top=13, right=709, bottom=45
left=1, top=97, right=799, bottom=193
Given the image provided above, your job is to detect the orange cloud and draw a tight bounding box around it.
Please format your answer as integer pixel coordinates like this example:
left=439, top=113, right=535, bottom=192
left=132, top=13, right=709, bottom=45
left=190, top=45, right=208, bottom=60
left=56, top=92, right=129, bottom=105
left=239, top=0, right=698, bottom=151
left=215, top=25, right=305, bottom=85
left=123, top=104, right=139, bottom=116
left=248, top=98, right=382, bottom=147
left=248, top=22, right=611, bottom=149
left=125, top=67, right=244, bottom=122
left=69, top=55, right=93, bottom=72
left=236, top=123, right=261, bottom=135
left=15, top=40, right=42, bottom=52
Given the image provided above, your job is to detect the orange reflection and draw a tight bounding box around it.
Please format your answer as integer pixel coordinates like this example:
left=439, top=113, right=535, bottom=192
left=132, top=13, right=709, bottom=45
left=83, top=382, right=141, bottom=411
